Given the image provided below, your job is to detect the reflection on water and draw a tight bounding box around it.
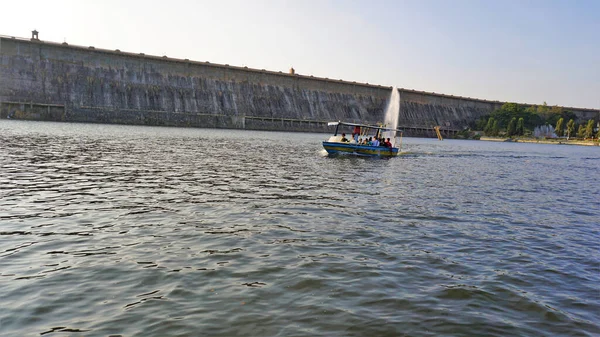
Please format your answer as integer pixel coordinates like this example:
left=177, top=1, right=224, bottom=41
left=0, top=120, right=599, bottom=336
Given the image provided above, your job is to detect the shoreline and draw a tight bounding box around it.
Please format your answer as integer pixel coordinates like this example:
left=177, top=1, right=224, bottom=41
left=479, top=136, right=599, bottom=146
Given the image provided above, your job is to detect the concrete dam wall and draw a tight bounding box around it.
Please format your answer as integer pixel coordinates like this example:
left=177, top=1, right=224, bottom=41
left=1, top=35, right=597, bottom=136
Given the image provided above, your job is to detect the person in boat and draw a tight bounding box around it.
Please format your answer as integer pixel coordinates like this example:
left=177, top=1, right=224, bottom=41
left=371, top=137, right=380, bottom=146
left=385, top=138, right=393, bottom=148
left=352, top=126, right=361, bottom=142
left=340, top=133, right=349, bottom=142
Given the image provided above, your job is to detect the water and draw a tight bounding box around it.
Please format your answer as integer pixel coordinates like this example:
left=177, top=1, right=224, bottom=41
left=534, top=125, right=558, bottom=138
left=383, top=87, right=400, bottom=144
left=0, top=120, right=599, bottom=337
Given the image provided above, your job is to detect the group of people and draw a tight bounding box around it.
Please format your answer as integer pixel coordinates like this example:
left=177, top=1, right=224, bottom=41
left=340, top=133, right=393, bottom=148
left=361, top=136, right=393, bottom=148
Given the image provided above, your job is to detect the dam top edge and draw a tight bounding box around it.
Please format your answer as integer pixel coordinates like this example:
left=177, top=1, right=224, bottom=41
left=1, top=34, right=598, bottom=113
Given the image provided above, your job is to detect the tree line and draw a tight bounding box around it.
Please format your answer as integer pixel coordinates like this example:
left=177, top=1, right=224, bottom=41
left=474, top=102, right=599, bottom=139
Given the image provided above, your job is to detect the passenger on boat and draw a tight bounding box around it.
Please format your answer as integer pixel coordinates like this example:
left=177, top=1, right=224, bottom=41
left=385, top=138, right=392, bottom=148
left=372, top=137, right=380, bottom=146
left=352, top=126, right=361, bottom=142
left=341, top=133, right=349, bottom=142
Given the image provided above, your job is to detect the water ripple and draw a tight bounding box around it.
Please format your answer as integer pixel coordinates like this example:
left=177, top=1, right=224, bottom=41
left=0, top=121, right=598, bottom=336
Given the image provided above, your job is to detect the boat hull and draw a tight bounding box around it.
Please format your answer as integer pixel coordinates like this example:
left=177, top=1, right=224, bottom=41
left=322, top=142, right=399, bottom=157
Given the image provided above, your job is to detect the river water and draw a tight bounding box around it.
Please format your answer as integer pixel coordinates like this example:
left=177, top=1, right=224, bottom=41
left=0, top=120, right=598, bottom=337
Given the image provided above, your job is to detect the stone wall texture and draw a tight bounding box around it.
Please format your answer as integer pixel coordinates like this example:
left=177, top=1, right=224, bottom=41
left=1, top=36, right=598, bottom=136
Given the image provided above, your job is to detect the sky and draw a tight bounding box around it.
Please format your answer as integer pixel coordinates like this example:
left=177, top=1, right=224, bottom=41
left=1, top=0, right=598, bottom=109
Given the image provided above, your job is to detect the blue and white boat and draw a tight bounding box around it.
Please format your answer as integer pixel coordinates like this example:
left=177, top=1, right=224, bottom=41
left=322, top=121, right=403, bottom=158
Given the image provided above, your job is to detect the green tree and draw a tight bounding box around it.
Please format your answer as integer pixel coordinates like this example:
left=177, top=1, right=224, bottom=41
left=492, top=120, right=499, bottom=136
left=491, top=103, right=522, bottom=127
left=555, top=118, right=564, bottom=137
left=495, top=103, right=542, bottom=131
left=585, top=119, right=595, bottom=139
left=475, top=117, right=488, bottom=131
left=546, top=106, right=564, bottom=126
left=536, top=102, right=551, bottom=121
left=577, top=124, right=585, bottom=138
left=566, top=119, right=575, bottom=139
left=516, top=118, right=524, bottom=136
left=502, top=103, right=522, bottom=114
left=506, top=117, right=517, bottom=137
left=524, top=105, right=537, bottom=114
left=561, top=110, right=578, bottom=123
left=484, top=117, right=495, bottom=135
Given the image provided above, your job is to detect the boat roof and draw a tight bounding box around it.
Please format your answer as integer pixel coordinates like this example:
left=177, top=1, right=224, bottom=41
left=327, top=121, right=403, bottom=133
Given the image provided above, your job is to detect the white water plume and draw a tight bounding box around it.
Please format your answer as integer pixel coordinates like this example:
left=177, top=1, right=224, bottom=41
left=382, top=87, right=400, bottom=142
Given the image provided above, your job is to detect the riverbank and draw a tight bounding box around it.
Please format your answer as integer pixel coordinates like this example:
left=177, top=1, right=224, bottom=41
left=480, top=136, right=599, bottom=146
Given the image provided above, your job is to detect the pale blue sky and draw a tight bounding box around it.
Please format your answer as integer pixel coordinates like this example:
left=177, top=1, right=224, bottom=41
left=1, top=0, right=598, bottom=108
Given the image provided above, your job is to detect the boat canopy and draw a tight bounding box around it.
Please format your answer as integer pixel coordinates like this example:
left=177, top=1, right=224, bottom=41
left=327, top=121, right=403, bottom=134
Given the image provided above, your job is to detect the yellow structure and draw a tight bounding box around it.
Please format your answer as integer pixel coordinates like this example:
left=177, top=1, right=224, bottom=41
left=434, top=126, right=443, bottom=140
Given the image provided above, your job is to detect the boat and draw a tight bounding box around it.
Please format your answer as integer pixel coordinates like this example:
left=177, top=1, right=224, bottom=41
left=322, top=121, right=403, bottom=157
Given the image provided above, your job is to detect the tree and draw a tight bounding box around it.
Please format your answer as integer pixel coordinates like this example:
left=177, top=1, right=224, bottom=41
left=555, top=118, right=564, bottom=137
left=484, top=117, right=495, bottom=135
left=506, top=117, right=517, bottom=137
left=585, top=119, right=595, bottom=139
left=516, top=118, right=524, bottom=136
left=491, top=103, right=522, bottom=127
left=502, top=103, right=522, bottom=114
left=561, top=110, right=578, bottom=123
left=525, top=105, right=537, bottom=114
left=496, top=103, right=541, bottom=130
left=566, top=119, right=575, bottom=139
left=577, top=125, right=585, bottom=138
left=536, top=102, right=551, bottom=122
left=492, top=120, right=499, bottom=136
left=545, top=106, right=564, bottom=126
left=475, top=117, right=488, bottom=131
